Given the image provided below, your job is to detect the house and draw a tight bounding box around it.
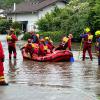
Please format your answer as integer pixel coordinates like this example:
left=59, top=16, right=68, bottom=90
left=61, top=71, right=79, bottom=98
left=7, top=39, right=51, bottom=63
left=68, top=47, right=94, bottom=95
left=5, top=0, right=67, bottom=32
left=0, top=9, right=5, bottom=17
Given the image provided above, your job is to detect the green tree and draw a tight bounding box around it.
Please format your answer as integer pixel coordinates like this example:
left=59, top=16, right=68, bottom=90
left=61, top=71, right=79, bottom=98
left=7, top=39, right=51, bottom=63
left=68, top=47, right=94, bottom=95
left=93, top=0, right=100, bottom=30
left=0, top=19, right=10, bottom=34
left=37, top=0, right=90, bottom=38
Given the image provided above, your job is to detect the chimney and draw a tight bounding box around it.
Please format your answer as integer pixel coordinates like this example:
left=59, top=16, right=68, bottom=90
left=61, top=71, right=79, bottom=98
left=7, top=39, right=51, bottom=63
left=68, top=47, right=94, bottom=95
left=13, top=3, right=16, bottom=11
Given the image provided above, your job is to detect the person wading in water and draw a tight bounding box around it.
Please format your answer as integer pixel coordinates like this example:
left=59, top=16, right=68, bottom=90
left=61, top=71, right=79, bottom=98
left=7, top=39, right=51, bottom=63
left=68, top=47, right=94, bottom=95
left=80, top=28, right=93, bottom=61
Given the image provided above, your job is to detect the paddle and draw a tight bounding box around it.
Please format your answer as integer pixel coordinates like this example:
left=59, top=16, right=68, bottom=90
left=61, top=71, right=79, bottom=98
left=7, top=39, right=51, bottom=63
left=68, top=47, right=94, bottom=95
left=78, top=39, right=83, bottom=59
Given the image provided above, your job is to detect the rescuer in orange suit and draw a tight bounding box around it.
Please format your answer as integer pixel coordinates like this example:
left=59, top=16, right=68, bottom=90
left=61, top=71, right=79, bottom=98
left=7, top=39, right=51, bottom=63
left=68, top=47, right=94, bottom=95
left=0, top=41, right=8, bottom=85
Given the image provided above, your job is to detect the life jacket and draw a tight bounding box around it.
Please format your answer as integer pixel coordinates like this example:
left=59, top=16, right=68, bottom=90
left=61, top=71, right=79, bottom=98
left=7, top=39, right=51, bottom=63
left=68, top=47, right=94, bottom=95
left=83, top=34, right=93, bottom=44
left=6, top=35, right=13, bottom=47
left=6, top=35, right=12, bottom=41
left=62, top=37, right=68, bottom=43
left=32, top=43, right=38, bottom=48
left=44, top=45, right=48, bottom=51
left=32, top=43, right=39, bottom=54
left=6, top=34, right=18, bottom=47
left=87, top=34, right=93, bottom=43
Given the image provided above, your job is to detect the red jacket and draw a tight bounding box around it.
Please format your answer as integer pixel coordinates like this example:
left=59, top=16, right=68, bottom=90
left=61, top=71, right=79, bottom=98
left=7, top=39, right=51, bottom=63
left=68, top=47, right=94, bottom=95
left=0, top=41, right=4, bottom=61
left=7, top=33, right=18, bottom=47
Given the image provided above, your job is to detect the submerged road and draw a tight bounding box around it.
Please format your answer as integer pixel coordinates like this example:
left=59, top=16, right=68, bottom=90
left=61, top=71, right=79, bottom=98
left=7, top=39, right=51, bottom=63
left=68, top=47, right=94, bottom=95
left=0, top=35, right=100, bottom=100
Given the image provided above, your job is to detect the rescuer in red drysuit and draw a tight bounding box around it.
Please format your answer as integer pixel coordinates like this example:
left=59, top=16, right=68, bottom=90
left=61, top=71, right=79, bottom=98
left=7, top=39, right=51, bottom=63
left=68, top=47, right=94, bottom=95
left=24, top=39, right=34, bottom=58
left=80, top=28, right=93, bottom=61
left=38, top=39, right=49, bottom=56
left=6, top=29, right=18, bottom=60
left=0, top=41, right=8, bottom=85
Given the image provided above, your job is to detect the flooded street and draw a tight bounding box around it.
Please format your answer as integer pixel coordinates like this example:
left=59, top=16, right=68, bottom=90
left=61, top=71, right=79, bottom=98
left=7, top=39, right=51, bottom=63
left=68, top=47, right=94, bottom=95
left=0, top=35, right=100, bottom=100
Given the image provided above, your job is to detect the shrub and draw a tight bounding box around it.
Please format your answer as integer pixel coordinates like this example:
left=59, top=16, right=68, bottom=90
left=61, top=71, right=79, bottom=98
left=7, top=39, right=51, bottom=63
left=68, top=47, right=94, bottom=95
left=37, top=31, right=66, bottom=42
left=22, top=32, right=31, bottom=40
left=14, top=28, right=21, bottom=37
left=11, top=21, right=21, bottom=29
left=0, top=19, right=10, bottom=34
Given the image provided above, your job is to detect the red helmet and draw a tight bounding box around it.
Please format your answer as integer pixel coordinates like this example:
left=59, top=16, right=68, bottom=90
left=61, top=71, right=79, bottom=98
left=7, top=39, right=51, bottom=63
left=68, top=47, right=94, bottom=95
left=28, top=39, right=31, bottom=43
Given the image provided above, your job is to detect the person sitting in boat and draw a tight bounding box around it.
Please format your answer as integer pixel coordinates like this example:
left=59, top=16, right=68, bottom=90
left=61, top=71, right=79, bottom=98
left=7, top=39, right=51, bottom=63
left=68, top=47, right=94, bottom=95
left=38, top=39, right=50, bottom=56
left=31, top=43, right=39, bottom=55
left=24, top=39, right=34, bottom=58
left=30, top=31, right=39, bottom=44
left=45, top=37, right=54, bottom=53
left=55, top=35, right=69, bottom=50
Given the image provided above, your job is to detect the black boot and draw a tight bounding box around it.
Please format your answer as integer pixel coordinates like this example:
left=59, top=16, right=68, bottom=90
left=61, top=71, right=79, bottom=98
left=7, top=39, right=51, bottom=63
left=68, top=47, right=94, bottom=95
left=0, top=81, right=8, bottom=86
left=9, top=57, right=11, bottom=60
left=14, top=56, right=16, bottom=60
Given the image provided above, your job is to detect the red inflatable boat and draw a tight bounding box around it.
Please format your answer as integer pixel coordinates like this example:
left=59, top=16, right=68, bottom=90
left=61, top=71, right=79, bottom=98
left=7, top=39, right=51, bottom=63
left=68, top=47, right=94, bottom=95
left=21, top=49, right=73, bottom=62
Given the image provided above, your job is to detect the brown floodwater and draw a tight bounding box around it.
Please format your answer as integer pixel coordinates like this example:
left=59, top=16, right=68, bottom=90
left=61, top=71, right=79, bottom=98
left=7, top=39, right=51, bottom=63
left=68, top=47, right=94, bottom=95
left=1, top=35, right=100, bottom=100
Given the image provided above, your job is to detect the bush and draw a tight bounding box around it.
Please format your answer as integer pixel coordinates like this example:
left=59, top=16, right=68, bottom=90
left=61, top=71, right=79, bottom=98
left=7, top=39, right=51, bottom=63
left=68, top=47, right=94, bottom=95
left=0, top=19, right=10, bottom=34
left=37, top=31, right=66, bottom=42
left=23, top=31, right=66, bottom=42
left=14, top=28, right=21, bottom=37
left=36, top=0, right=92, bottom=40
left=11, top=21, right=21, bottom=29
left=22, top=32, right=31, bottom=40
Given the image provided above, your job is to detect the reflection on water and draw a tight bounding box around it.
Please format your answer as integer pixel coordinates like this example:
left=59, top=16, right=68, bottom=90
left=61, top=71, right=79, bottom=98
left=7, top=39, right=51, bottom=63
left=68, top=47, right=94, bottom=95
left=0, top=35, right=100, bottom=100
left=96, top=67, right=100, bottom=80
left=7, top=59, right=18, bottom=83
left=22, top=61, right=73, bottom=87
left=8, top=60, right=17, bottom=73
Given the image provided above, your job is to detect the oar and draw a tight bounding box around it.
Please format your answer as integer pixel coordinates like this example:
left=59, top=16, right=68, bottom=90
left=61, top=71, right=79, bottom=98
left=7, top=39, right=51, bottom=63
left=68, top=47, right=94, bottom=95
left=78, top=40, right=83, bottom=59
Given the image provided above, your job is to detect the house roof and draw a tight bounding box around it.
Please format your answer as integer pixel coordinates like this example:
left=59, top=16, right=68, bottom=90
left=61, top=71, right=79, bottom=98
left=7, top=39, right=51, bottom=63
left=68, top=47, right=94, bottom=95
left=6, top=0, right=67, bottom=14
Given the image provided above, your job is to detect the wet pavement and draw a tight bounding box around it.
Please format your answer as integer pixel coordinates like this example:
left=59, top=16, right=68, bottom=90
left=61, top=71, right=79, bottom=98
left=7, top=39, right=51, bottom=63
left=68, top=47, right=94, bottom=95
left=0, top=35, right=100, bottom=100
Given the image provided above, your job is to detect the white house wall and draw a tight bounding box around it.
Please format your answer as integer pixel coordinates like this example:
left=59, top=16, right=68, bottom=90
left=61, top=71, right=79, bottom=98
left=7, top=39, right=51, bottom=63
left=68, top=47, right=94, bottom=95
left=0, top=9, right=5, bottom=17
left=7, top=2, right=66, bottom=32
left=38, top=2, right=66, bottom=19
left=38, top=5, right=54, bottom=19
left=7, top=13, right=39, bottom=31
left=56, top=2, right=66, bottom=8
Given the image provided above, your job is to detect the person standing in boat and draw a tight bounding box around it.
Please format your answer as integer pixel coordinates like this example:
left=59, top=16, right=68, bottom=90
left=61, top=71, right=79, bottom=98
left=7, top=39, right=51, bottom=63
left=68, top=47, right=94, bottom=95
left=80, top=28, right=93, bottom=61
left=95, top=30, right=100, bottom=65
left=6, top=29, right=18, bottom=60
left=0, top=41, right=8, bottom=85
